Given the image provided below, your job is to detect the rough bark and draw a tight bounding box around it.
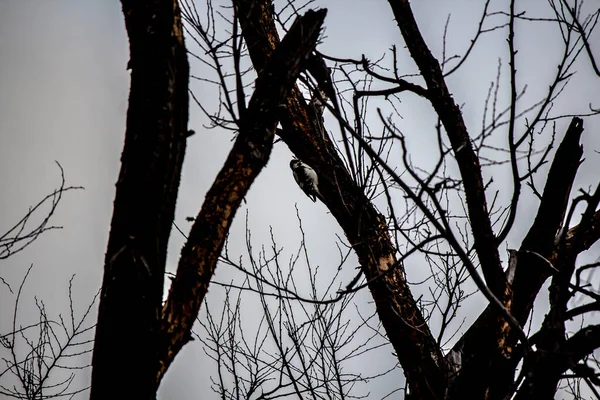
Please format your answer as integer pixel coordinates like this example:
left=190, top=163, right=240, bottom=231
left=157, top=8, right=327, bottom=384
left=233, top=1, right=447, bottom=399
left=90, top=0, right=189, bottom=398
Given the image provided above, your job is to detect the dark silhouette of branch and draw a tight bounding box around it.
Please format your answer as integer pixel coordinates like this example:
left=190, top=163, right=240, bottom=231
left=158, top=7, right=327, bottom=384
left=513, top=117, right=584, bottom=317
left=387, top=0, right=509, bottom=302
left=233, top=1, right=447, bottom=398
left=443, top=0, right=495, bottom=76
left=0, top=266, right=97, bottom=399
left=496, top=0, right=521, bottom=245
left=0, top=162, right=82, bottom=261
left=562, top=0, right=600, bottom=77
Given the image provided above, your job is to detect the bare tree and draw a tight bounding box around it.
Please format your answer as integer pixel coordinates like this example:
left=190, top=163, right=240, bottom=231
left=90, top=0, right=326, bottom=398
left=167, top=0, right=600, bottom=399
left=8, top=0, right=592, bottom=399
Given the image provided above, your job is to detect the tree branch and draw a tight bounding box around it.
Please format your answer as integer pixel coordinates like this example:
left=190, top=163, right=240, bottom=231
left=157, top=8, right=327, bottom=384
left=513, top=117, right=584, bottom=323
left=233, top=1, right=447, bottom=399
left=564, top=209, right=600, bottom=255
left=387, top=0, right=508, bottom=299
left=564, top=325, right=600, bottom=367
left=516, top=324, right=600, bottom=399
left=449, top=117, right=585, bottom=399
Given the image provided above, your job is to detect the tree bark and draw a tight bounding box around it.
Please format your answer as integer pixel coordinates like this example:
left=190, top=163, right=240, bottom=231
left=90, top=0, right=189, bottom=398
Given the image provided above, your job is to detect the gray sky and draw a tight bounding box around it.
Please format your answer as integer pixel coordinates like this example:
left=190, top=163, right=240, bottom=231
left=0, top=0, right=128, bottom=394
left=1, top=0, right=599, bottom=399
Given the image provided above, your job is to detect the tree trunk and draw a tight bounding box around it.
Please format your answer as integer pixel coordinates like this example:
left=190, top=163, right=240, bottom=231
left=90, top=0, right=189, bottom=398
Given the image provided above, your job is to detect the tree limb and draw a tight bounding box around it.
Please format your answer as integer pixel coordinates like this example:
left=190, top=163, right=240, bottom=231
left=564, top=209, right=600, bottom=255
left=233, top=1, right=447, bottom=399
left=513, top=117, right=584, bottom=323
left=515, top=324, right=600, bottom=399
left=564, top=325, right=600, bottom=367
left=387, top=0, right=508, bottom=299
left=449, top=117, right=585, bottom=399
left=157, top=8, right=327, bottom=384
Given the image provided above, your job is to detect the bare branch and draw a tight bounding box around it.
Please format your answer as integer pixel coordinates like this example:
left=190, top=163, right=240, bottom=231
left=387, top=0, right=508, bottom=301
left=0, top=162, right=82, bottom=261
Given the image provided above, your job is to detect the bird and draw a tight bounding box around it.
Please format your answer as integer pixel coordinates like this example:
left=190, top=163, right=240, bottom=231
left=289, top=159, right=323, bottom=203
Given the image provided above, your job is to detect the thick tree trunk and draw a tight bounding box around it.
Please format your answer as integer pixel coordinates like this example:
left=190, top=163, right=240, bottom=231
left=90, top=0, right=189, bottom=398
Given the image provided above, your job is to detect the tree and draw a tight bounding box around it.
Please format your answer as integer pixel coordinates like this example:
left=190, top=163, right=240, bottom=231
left=4, top=0, right=599, bottom=399
left=90, top=1, right=326, bottom=398
left=159, top=0, right=600, bottom=398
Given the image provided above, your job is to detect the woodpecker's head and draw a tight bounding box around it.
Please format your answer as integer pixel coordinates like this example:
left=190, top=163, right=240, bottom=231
left=290, top=159, right=301, bottom=170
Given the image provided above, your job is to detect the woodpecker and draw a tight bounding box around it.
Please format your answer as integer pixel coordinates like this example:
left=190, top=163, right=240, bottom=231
left=290, top=159, right=323, bottom=203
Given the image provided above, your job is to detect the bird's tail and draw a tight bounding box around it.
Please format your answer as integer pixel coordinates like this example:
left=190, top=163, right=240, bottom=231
left=314, top=186, right=325, bottom=203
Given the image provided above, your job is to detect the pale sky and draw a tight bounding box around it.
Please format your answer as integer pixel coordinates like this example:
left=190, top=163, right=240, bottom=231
left=1, top=0, right=599, bottom=399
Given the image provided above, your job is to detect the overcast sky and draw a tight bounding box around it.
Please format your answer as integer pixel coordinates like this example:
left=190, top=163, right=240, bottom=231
left=1, top=0, right=599, bottom=399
